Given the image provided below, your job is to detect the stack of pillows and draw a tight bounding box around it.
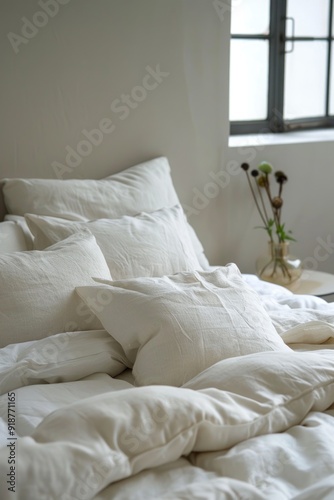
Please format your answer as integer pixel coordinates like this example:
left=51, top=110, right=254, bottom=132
left=0, top=156, right=290, bottom=386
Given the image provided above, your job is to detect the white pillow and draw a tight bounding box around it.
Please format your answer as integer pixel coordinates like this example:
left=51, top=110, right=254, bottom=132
left=0, top=221, right=29, bottom=253
left=2, top=157, right=176, bottom=219
left=2, top=157, right=210, bottom=268
left=0, top=232, right=112, bottom=348
left=25, top=206, right=201, bottom=279
left=0, top=330, right=128, bottom=395
left=4, top=215, right=34, bottom=250
left=76, top=264, right=290, bottom=387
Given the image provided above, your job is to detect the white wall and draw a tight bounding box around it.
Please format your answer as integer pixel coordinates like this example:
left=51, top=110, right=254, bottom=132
left=1, top=0, right=333, bottom=274
left=0, top=0, right=230, bottom=264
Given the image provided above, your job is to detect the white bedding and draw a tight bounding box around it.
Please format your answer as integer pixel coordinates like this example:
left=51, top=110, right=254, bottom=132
left=0, top=281, right=334, bottom=499
left=1, top=159, right=334, bottom=498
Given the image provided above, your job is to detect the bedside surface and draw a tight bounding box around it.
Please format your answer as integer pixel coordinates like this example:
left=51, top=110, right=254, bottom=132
left=287, top=270, right=334, bottom=298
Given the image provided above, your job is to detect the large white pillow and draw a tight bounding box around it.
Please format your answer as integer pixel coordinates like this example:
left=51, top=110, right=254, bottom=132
left=25, top=206, right=201, bottom=279
left=76, top=264, right=290, bottom=387
left=0, top=232, right=112, bottom=348
left=2, top=157, right=209, bottom=268
left=0, top=221, right=29, bottom=253
left=2, top=157, right=176, bottom=219
left=4, top=215, right=34, bottom=250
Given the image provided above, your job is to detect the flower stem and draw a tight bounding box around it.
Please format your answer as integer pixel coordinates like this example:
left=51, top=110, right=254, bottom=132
left=245, top=171, right=272, bottom=241
left=263, top=175, right=282, bottom=242
left=256, top=181, right=270, bottom=227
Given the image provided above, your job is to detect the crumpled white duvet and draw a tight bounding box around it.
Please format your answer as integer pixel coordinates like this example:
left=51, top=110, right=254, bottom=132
left=244, top=274, right=334, bottom=349
left=1, top=279, right=334, bottom=499
left=0, top=344, right=334, bottom=499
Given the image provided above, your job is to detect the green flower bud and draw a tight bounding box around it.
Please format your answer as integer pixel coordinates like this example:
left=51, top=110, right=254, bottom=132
left=258, top=161, right=273, bottom=174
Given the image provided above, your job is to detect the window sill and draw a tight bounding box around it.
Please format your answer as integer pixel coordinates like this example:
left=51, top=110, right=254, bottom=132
left=228, top=128, right=334, bottom=148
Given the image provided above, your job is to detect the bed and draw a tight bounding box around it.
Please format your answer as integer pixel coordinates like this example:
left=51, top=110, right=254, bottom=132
left=0, top=156, right=334, bottom=499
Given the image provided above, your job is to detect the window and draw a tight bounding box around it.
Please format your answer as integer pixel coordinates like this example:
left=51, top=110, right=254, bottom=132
left=230, top=0, right=334, bottom=134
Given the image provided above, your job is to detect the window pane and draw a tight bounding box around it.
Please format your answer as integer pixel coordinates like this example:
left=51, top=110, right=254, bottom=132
left=229, top=40, right=269, bottom=121
left=284, top=42, right=327, bottom=119
left=287, top=0, right=330, bottom=37
left=231, top=0, right=270, bottom=35
left=329, top=44, right=334, bottom=114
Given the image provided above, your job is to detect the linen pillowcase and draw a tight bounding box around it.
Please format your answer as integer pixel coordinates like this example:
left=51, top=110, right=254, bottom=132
left=0, top=232, right=112, bottom=348
left=25, top=206, right=202, bottom=279
left=0, top=330, right=128, bottom=395
left=2, top=157, right=177, bottom=219
left=4, top=215, right=34, bottom=250
left=76, top=264, right=290, bottom=387
left=0, top=221, right=29, bottom=253
left=2, top=156, right=210, bottom=269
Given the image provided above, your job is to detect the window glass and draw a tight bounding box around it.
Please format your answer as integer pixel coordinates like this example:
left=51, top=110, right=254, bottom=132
left=284, top=41, right=327, bottom=119
left=231, top=0, right=270, bottom=35
left=230, top=0, right=334, bottom=133
left=229, top=39, right=269, bottom=121
left=329, top=47, right=334, bottom=114
left=287, top=0, right=330, bottom=37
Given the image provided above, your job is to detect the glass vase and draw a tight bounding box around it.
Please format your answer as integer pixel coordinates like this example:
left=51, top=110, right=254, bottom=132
left=256, top=242, right=302, bottom=287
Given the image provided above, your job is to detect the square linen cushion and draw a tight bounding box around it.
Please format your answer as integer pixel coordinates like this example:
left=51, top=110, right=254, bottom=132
left=76, top=264, right=290, bottom=387
left=2, top=156, right=209, bottom=268
left=0, top=232, right=112, bottom=348
left=25, top=205, right=201, bottom=279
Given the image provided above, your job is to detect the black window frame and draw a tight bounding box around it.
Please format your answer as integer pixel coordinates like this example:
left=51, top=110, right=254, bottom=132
left=230, top=0, right=334, bottom=135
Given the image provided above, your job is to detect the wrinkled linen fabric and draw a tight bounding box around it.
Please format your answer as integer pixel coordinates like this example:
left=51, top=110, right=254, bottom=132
left=1, top=275, right=334, bottom=498
left=0, top=341, right=334, bottom=499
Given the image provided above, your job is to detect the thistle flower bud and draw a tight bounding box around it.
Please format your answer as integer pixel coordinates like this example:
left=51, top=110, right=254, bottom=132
left=272, top=196, right=283, bottom=209
left=241, top=163, right=249, bottom=171
left=275, top=171, right=288, bottom=183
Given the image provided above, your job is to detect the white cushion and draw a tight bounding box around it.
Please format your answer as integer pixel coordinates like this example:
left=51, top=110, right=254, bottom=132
left=0, top=232, right=112, bottom=348
left=2, top=157, right=209, bottom=268
left=0, top=330, right=128, bottom=394
left=76, top=264, right=290, bottom=387
left=25, top=206, right=201, bottom=279
left=3, top=157, right=176, bottom=219
left=0, top=221, right=29, bottom=253
left=4, top=215, right=34, bottom=250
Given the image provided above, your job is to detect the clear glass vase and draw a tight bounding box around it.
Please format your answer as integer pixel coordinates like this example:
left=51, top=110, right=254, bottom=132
left=256, top=242, right=302, bottom=287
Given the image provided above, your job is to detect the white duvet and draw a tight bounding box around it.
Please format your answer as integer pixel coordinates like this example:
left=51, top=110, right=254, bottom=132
left=1, top=280, right=334, bottom=499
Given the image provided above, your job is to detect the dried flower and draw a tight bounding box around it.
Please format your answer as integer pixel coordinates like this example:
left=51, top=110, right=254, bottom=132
left=272, top=196, right=283, bottom=209
left=257, top=175, right=266, bottom=188
left=275, top=171, right=288, bottom=183
left=240, top=161, right=295, bottom=244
